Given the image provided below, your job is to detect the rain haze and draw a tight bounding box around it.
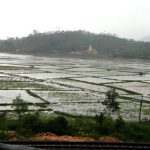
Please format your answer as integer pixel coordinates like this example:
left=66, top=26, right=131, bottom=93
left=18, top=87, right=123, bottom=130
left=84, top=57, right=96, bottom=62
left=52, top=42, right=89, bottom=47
left=0, top=0, right=150, bottom=144
left=0, top=0, right=150, bottom=40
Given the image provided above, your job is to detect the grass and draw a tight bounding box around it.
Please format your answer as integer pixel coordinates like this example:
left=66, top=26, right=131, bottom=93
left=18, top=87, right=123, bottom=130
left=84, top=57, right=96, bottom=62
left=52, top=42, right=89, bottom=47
left=51, top=113, right=150, bottom=141
left=0, top=66, right=31, bottom=70
left=26, top=89, right=50, bottom=103
left=143, top=109, right=150, bottom=115
left=0, top=108, right=53, bottom=113
left=103, top=84, right=140, bottom=95
left=49, top=92, right=80, bottom=97
left=54, top=111, right=91, bottom=118
left=0, top=81, right=58, bottom=90
left=34, top=103, right=49, bottom=108
left=0, top=111, right=149, bottom=142
left=48, top=91, right=92, bottom=101
left=0, top=102, right=34, bottom=106
left=0, top=102, right=49, bottom=107
left=26, top=89, right=42, bottom=98
left=118, top=95, right=150, bottom=103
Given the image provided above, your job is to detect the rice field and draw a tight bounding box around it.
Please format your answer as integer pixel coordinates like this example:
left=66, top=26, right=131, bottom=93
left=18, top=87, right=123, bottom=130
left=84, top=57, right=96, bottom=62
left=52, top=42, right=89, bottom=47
left=0, top=53, right=150, bottom=121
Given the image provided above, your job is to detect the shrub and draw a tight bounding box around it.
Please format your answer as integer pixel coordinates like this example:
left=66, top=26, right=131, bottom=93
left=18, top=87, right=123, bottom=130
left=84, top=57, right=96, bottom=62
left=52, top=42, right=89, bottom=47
left=47, top=116, right=69, bottom=135
left=0, top=113, right=8, bottom=130
left=95, top=112, right=105, bottom=124
left=102, top=88, right=120, bottom=116
left=0, top=131, right=10, bottom=140
left=114, top=116, right=126, bottom=132
left=11, top=95, right=28, bottom=116
left=98, top=117, right=114, bottom=135
left=17, top=112, right=43, bottom=135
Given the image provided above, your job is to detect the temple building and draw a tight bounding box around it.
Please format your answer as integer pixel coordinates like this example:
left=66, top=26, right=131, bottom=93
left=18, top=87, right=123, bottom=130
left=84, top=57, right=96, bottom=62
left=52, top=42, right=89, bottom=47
left=86, top=45, right=97, bottom=55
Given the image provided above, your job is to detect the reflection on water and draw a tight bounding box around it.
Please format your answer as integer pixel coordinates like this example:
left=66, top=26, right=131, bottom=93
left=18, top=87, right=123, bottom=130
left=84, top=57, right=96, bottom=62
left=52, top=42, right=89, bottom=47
left=0, top=52, right=150, bottom=120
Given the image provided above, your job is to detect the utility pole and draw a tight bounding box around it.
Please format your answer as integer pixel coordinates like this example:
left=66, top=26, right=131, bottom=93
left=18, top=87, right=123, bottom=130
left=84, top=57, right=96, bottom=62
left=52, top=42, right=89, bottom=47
left=139, top=94, right=143, bottom=123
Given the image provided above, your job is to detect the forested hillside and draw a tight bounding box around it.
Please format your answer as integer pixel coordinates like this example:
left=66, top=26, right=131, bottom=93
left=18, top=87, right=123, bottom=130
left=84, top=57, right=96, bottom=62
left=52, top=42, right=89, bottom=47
left=0, top=30, right=150, bottom=58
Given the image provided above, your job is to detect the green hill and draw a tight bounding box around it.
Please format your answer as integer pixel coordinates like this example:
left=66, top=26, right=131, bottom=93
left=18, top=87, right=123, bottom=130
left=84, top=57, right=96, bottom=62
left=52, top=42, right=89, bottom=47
left=0, top=30, right=150, bottom=58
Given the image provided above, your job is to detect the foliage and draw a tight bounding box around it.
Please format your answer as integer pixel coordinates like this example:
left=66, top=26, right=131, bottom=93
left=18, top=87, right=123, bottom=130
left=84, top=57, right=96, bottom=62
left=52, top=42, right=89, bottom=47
left=17, top=112, right=43, bottom=136
left=0, top=131, right=10, bottom=140
left=0, top=81, right=56, bottom=90
left=12, top=95, right=28, bottom=116
left=68, top=116, right=98, bottom=137
left=46, top=116, right=69, bottom=135
left=0, top=30, right=150, bottom=58
left=26, top=89, right=41, bottom=98
left=95, top=112, right=105, bottom=123
left=0, top=66, right=29, bottom=70
left=0, top=113, right=8, bottom=130
left=0, top=111, right=149, bottom=142
left=98, top=116, right=114, bottom=135
left=102, top=88, right=120, bottom=115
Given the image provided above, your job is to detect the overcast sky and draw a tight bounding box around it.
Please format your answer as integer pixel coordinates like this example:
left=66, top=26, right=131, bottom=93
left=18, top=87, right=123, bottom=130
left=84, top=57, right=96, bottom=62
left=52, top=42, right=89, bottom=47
left=0, top=0, right=150, bottom=40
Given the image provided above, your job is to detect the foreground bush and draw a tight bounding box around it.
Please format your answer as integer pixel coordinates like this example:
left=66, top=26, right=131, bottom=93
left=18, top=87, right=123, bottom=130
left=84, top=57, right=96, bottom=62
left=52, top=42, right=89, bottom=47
left=46, top=116, right=69, bottom=135
left=0, top=131, right=10, bottom=141
left=0, top=112, right=149, bottom=142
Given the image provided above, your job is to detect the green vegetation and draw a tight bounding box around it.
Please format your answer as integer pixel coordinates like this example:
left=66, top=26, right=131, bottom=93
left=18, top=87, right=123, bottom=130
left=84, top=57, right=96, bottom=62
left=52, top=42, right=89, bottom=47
left=11, top=95, right=28, bottom=116
left=0, top=30, right=150, bottom=59
left=0, top=96, right=149, bottom=141
left=103, top=84, right=140, bottom=95
left=102, top=88, right=120, bottom=116
left=46, top=116, right=69, bottom=135
left=26, top=89, right=50, bottom=103
left=0, top=96, right=148, bottom=142
left=0, top=81, right=57, bottom=90
left=0, top=111, right=149, bottom=142
left=0, top=131, right=10, bottom=140
left=0, top=95, right=50, bottom=113
left=34, top=103, right=49, bottom=108
left=26, top=89, right=41, bottom=98
left=143, top=109, right=150, bottom=115
left=0, top=66, right=30, bottom=70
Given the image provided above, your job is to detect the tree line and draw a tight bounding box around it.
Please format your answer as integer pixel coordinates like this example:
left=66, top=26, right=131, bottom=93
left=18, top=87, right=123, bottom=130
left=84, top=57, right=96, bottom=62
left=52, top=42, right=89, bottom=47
left=0, top=30, right=150, bottom=58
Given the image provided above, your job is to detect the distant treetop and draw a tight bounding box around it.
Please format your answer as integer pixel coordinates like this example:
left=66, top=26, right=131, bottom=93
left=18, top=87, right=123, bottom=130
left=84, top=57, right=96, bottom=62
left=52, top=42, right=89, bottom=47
left=0, top=30, right=150, bottom=58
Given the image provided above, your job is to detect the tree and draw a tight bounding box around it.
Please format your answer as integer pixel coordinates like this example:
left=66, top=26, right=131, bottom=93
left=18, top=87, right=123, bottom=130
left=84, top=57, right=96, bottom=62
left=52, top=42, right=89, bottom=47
left=47, top=116, right=69, bottom=135
left=12, top=95, right=28, bottom=116
left=0, top=30, right=150, bottom=59
left=102, top=88, right=120, bottom=116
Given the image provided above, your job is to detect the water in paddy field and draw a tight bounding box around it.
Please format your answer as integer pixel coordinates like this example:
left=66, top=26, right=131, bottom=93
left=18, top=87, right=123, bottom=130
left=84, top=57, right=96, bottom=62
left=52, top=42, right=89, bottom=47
left=0, top=52, right=150, bottom=121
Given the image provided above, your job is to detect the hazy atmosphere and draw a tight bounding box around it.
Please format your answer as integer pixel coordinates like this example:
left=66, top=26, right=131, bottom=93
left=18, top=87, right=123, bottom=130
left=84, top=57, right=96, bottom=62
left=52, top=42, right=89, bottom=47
left=0, top=0, right=150, bottom=145
left=0, top=0, right=150, bottom=40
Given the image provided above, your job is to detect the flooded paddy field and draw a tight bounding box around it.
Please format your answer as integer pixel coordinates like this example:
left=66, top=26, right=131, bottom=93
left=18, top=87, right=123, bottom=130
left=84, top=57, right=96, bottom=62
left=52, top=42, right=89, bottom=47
left=0, top=53, right=150, bottom=121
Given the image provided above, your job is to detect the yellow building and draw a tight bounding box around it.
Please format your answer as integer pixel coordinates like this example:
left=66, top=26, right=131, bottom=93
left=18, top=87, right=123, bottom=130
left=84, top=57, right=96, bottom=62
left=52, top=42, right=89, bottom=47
left=86, top=45, right=97, bottom=55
